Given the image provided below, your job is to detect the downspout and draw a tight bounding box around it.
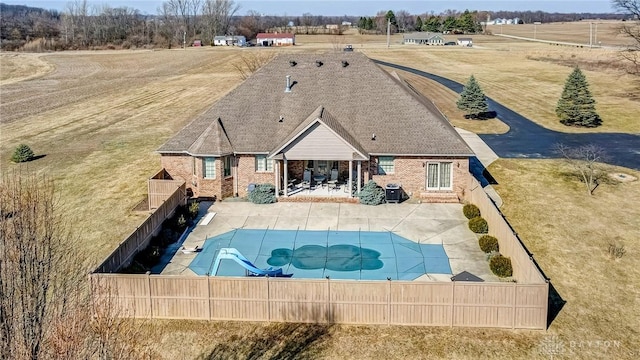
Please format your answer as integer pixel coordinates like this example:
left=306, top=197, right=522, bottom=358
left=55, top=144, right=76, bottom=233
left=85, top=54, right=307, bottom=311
left=234, top=153, right=239, bottom=197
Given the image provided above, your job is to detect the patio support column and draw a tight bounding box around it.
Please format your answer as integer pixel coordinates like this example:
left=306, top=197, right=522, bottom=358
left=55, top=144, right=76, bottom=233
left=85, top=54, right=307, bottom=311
left=357, top=160, right=362, bottom=194
left=283, top=158, right=288, bottom=197
left=275, top=161, right=280, bottom=198
left=348, top=160, right=353, bottom=197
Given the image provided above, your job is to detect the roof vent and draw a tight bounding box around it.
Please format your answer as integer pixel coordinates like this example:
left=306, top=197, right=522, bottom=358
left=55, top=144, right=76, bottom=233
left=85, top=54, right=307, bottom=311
left=289, top=60, right=296, bottom=67
left=342, top=60, right=349, bottom=67
left=285, top=75, right=292, bottom=93
left=279, top=115, right=284, bottom=122
left=371, top=133, right=376, bottom=141
left=315, top=60, right=323, bottom=67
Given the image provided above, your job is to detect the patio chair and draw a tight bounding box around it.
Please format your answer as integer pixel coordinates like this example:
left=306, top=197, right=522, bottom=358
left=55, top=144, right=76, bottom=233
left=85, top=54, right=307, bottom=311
left=330, top=169, right=339, bottom=181
left=303, top=169, right=312, bottom=183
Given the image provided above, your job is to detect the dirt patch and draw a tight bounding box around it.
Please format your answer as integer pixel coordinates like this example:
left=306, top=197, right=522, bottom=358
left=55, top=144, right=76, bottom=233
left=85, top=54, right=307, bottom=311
left=0, top=53, right=55, bottom=85
left=526, top=54, right=632, bottom=74
left=609, top=172, right=638, bottom=182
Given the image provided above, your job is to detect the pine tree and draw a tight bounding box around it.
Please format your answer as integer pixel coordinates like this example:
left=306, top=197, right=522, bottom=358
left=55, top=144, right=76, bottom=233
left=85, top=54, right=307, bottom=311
left=415, top=16, right=423, bottom=32
left=457, top=75, right=488, bottom=118
left=556, top=67, right=602, bottom=127
left=11, top=144, right=35, bottom=163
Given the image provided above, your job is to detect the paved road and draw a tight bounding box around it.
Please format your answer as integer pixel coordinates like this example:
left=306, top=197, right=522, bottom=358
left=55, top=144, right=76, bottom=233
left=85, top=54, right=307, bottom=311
left=373, top=60, right=640, bottom=170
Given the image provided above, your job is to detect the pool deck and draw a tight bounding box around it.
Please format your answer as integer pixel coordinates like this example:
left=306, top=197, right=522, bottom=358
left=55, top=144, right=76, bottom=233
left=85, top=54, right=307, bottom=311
left=161, top=201, right=501, bottom=282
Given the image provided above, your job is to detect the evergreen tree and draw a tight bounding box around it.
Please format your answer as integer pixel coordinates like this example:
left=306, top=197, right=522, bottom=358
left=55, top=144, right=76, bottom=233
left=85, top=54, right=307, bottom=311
left=358, top=17, right=366, bottom=29
left=556, top=67, right=602, bottom=127
left=442, top=16, right=457, bottom=32
left=458, top=9, right=478, bottom=33
left=423, top=15, right=441, bottom=32
left=11, top=144, right=34, bottom=163
left=415, top=16, right=423, bottom=31
left=386, top=10, right=397, bottom=28
left=365, top=17, right=374, bottom=30
left=457, top=75, right=489, bottom=118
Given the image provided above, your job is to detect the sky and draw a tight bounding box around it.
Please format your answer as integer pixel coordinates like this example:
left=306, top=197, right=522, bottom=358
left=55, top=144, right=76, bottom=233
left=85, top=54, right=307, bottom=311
left=2, top=0, right=618, bottom=16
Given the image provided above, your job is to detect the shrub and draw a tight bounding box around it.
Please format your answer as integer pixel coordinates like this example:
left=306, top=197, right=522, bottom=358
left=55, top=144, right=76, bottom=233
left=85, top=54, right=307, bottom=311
left=11, top=144, right=34, bottom=163
left=479, top=235, right=499, bottom=253
left=489, top=254, right=513, bottom=277
left=463, top=203, right=481, bottom=219
left=248, top=183, right=276, bottom=204
left=608, top=243, right=626, bottom=259
left=188, top=201, right=200, bottom=218
left=468, top=216, right=488, bottom=234
left=358, top=180, right=386, bottom=205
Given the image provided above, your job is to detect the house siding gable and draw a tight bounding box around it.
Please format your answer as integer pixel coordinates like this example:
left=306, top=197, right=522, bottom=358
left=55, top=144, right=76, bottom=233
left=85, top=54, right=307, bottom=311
left=283, top=122, right=362, bottom=160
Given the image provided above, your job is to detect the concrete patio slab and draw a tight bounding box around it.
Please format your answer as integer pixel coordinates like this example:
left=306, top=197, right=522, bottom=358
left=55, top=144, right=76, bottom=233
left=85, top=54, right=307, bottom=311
left=162, top=201, right=500, bottom=282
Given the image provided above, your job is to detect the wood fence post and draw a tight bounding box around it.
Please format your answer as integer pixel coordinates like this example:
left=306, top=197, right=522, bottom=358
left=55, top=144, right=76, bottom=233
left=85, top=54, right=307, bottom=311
left=387, top=278, right=391, bottom=325
left=327, top=277, right=331, bottom=324
left=267, top=277, right=271, bottom=322
left=512, top=283, right=517, bottom=329
left=146, top=271, right=152, bottom=319
left=207, top=276, right=212, bottom=320
left=450, top=281, right=455, bottom=327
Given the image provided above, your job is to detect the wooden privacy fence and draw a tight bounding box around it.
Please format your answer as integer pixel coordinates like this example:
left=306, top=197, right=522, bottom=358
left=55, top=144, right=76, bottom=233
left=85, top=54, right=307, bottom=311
left=148, top=169, right=186, bottom=210
left=90, top=274, right=548, bottom=329
left=465, top=178, right=547, bottom=284
left=94, top=180, right=186, bottom=273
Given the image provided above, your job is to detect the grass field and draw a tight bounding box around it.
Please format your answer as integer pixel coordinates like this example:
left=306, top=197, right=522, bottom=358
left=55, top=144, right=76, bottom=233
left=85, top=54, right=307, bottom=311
left=490, top=21, right=635, bottom=47
left=1, top=29, right=639, bottom=359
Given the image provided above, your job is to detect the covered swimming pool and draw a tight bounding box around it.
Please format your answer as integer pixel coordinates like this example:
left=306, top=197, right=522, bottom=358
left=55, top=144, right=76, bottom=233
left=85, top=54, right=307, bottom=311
left=189, top=229, right=451, bottom=280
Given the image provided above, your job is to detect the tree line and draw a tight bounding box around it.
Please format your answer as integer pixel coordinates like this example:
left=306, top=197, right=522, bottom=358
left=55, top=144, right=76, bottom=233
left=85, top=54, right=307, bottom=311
left=358, top=9, right=483, bottom=34
left=0, top=1, right=636, bottom=51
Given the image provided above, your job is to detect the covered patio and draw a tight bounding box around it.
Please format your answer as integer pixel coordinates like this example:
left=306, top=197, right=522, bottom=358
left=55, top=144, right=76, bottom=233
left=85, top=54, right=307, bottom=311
left=269, top=106, right=368, bottom=199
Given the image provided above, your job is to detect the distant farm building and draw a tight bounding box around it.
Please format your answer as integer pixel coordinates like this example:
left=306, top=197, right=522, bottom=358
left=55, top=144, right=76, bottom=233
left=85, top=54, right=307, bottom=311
left=213, top=35, right=246, bottom=46
left=257, top=33, right=295, bottom=46
left=403, top=32, right=445, bottom=45
left=457, top=38, right=473, bottom=47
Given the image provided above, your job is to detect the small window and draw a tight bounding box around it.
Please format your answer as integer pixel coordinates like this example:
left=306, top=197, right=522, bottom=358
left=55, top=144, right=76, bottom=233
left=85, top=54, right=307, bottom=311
left=377, top=156, right=394, bottom=175
left=203, top=157, right=216, bottom=179
left=255, top=155, right=273, bottom=172
left=223, top=156, right=232, bottom=177
left=427, top=162, right=452, bottom=190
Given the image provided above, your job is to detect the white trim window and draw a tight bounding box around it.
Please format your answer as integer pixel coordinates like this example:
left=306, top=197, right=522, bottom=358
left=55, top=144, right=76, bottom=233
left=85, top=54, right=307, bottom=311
left=255, top=155, right=274, bottom=172
left=427, top=162, right=452, bottom=190
left=377, top=156, right=395, bottom=175
left=203, top=157, right=216, bottom=179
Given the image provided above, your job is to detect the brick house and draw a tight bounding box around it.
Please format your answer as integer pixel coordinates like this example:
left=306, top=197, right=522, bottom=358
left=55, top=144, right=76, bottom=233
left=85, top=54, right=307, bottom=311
left=157, top=52, right=474, bottom=202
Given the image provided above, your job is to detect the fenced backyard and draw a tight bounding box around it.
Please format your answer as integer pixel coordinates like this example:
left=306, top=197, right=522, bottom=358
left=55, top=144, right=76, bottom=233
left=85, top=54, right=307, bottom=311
left=91, top=275, right=547, bottom=329
left=91, top=174, right=548, bottom=330
left=94, top=176, right=186, bottom=273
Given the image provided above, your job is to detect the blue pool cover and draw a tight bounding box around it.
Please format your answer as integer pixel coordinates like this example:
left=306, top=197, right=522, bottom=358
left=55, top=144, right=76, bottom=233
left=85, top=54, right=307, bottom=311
left=189, top=229, right=451, bottom=280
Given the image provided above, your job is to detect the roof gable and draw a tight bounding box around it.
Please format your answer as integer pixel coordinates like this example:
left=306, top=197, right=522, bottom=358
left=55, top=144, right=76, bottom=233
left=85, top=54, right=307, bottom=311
left=269, top=106, right=367, bottom=160
left=187, top=118, right=233, bottom=156
left=257, top=33, right=294, bottom=39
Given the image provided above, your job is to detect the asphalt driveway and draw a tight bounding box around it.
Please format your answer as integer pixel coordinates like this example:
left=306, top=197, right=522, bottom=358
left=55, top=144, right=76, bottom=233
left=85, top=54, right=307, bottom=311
left=373, top=60, right=640, bottom=170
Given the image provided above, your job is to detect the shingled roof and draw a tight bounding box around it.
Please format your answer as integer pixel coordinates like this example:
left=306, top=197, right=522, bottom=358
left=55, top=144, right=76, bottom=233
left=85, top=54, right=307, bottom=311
left=157, top=52, right=473, bottom=157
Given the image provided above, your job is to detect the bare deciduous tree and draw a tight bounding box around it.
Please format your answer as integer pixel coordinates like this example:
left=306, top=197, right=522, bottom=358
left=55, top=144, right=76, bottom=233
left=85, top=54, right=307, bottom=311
left=232, top=52, right=274, bottom=80
left=395, top=10, right=413, bottom=33
left=0, top=172, right=148, bottom=360
left=202, top=0, right=240, bottom=43
left=613, top=0, right=640, bottom=74
left=554, top=143, right=608, bottom=195
left=0, top=172, right=74, bottom=359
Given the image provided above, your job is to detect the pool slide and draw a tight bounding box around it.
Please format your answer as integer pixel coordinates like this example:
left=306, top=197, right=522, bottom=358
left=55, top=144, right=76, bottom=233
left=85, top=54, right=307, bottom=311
left=210, top=248, right=293, bottom=277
